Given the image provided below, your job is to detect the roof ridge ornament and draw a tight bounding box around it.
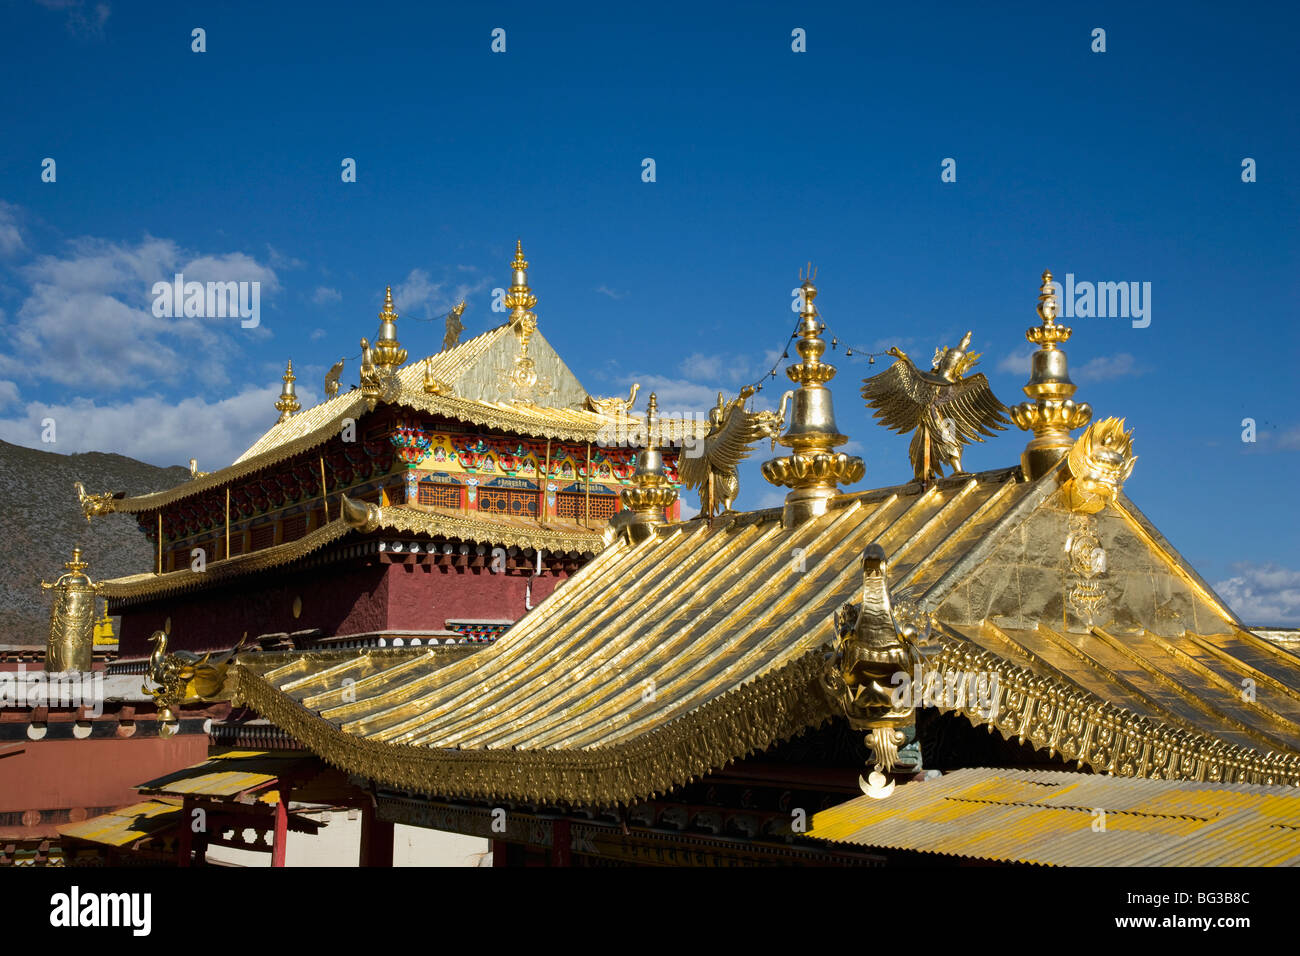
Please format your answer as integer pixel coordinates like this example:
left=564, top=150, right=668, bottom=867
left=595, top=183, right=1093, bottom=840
left=612, top=393, right=678, bottom=544
left=1010, top=270, right=1093, bottom=479
left=371, top=286, right=408, bottom=371
left=761, top=266, right=864, bottom=525
left=274, top=359, right=300, bottom=423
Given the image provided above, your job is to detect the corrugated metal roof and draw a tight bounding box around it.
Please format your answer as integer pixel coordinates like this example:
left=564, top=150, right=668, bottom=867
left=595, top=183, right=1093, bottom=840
left=135, top=749, right=315, bottom=800
left=808, top=768, right=1300, bottom=866
left=57, top=798, right=182, bottom=848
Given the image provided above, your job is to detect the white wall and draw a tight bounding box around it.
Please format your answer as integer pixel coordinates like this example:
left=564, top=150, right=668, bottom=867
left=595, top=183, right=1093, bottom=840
left=204, top=808, right=491, bottom=867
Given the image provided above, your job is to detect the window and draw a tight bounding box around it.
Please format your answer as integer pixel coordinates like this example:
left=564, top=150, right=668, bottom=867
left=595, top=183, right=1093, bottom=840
left=418, top=483, right=462, bottom=508
left=281, top=514, right=307, bottom=541
left=478, top=487, right=539, bottom=517
left=555, top=492, right=616, bottom=521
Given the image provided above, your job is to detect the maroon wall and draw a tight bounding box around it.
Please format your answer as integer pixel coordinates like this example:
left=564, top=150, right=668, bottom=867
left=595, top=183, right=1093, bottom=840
left=117, top=560, right=573, bottom=657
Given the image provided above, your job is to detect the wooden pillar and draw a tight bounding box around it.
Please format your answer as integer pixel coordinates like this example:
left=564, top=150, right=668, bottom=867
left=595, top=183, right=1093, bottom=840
left=359, top=803, right=394, bottom=867
left=271, top=794, right=288, bottom=867
left=156, top=512, right=162, bottom=574
left=551, top=818, right=571, bottom=867
left=541, top=439, right=552, bottom=525
left=319, top=456, right=329, bottom=522
left=176, top=797, right=194, bottom=867
left=583, top=443, right=591, bottom=527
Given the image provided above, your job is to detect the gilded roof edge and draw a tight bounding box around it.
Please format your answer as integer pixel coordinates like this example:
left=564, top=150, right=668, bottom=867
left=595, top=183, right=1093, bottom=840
left=377, top=506, right=604, bottom=553
left=934, top=625, right=1300, bottom=786
left=100, top=515, right=357, bottom=602
left=229, top=647, right=834, bottom=806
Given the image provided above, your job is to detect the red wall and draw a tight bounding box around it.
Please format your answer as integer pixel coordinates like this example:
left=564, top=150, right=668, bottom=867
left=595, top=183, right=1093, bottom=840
left=117, top=560, right=573, bottom=656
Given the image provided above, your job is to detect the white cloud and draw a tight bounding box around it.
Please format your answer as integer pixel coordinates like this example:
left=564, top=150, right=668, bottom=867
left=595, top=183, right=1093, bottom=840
left=1214, top=563, right=1300, bottom=626
left=595, top=285, right=626, bottom=300
left=0, top=203, right=23, bottom=256
left=1075, top=353, right=1140, bottom=383
left=0, top=235, right=278, bottom=390
left=310, top=328, right=329, bottom=341
left=393, top=268, right=491, bottom=320
left=36, top=0, right=110, bottom=36
left=0, top=380, right=18, bottom=409
left=312, top=286, right=342, bottom=304
left=266, top=244, right=305, bottom=270
left=632, top=375, right=718, bottom=417
left=0, top=385, right=281, bottom=470
left=997, top=350, right=1033, bottom=377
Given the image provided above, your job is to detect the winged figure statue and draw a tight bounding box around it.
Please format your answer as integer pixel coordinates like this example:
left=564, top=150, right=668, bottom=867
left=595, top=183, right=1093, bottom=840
left=860, top=331, right=1009, bottom=482
left=324, top=358, right=346, bottom=398
left=443, top=300, right=467, bottom=350
left=679, top=386, right=786, bottom=517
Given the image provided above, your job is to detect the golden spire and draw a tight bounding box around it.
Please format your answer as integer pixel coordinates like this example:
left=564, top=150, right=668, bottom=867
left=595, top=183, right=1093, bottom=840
left=617, top=393, right=678, bottom=542
left=504, top=238, right=539, bottom=333
left=1010, top=270, right=1093, bottom=479
left=761, top=268, right=864, bottom=525
left=371, top=286, right=408, bottom=370
left=274, top=359, right=300, bottom=423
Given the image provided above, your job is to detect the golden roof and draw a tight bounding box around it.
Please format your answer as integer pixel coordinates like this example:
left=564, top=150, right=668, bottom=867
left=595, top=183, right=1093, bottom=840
left=100, top=323, right=705, bottom=515
left=224, top=461, right=1300, bottom=805
left=808, top=767, right=1300, bottom=866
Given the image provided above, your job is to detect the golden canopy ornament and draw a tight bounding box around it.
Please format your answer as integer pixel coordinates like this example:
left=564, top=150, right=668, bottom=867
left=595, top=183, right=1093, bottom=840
left=1010, top=270, right=1093, bottom=479
left=680, top=387, right=785, bottom=517
left=1061, top=417, right=1136, bottom=514
left=761, top=268, right=864, bottom=524
left=40, top=546, right=102, bottom=672
left=861, top=332, right=1009, bottom=482
left=274, top=359, right=300, bottom=423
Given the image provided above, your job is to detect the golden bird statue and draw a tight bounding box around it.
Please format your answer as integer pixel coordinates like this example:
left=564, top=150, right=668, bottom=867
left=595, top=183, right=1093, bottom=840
left=143, top=630, right=246, bottom=727
left=679, top=386, right=786, bottom=517
left=323, top=358, right=346, bottom=398
left=443, top=301, right=467, bottom=351
left=861, top=331, right=1009, bottom=482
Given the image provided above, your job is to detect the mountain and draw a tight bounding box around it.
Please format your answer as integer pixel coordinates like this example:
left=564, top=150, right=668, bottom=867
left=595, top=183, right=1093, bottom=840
left=0, top=439, right=189, bottom=646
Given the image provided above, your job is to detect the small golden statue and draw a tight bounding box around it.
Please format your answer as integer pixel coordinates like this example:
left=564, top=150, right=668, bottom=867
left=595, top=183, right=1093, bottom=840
left=73, top=482, right=120, bottom=522
left=1062, top=417, right=1136, bottom=514
left=820, top=545, right=925, bottom=796
left=585, top=382, right=640, bottom=415
left=323, top=357, right=346, bottom=399
left=443, top=300, right=467, bottom=350
left=143, top=629, right=246, bottom=732
left=861, top=332, right=1009, bottom=482
left=679, top=387, right=785, bottom=517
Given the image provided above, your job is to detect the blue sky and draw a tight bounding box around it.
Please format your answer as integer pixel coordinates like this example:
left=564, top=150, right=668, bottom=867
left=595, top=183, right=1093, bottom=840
left=0, top=1, right=1297, bottom=621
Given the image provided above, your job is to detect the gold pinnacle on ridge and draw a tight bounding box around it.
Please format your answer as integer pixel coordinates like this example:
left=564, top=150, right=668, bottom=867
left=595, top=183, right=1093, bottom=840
left=371, top=286, right=408, bottom=370
left=761, top=268, right=865, bottom=525
left=618, top=392, right=678, bottom=541
left=1010, top=269, right=1093, bottom=480
left=275, top=359, right=300, bottom=422
left=504, top=238, right=539, bottom=321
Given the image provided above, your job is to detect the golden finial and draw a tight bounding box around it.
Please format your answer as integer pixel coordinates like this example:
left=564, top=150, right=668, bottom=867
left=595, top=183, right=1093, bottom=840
left=371, top=286, right=408, bottom=370
left=63, top=546, right=89, bottom=574
left=1010, top=269, right=1093, bottom=479
left=615, top=392, right=678, bottom=543
left=274, top=359, right=300, bottom=423
left=761, top=266, right=864, bottom=524
left=504, top=238, right=538, bottom=328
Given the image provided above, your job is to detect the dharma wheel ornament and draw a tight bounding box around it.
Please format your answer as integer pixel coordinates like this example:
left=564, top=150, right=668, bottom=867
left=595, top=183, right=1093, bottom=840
left=40, top=547, right=102, bottom=673
left=761, top=268, right=864, bottom=525
left=1010, top=270, right=1093, bottom=480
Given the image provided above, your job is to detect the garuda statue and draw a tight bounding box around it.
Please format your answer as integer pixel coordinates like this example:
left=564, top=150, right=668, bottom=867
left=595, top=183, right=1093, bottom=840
left=861, top=331, right=1009, bottom=482
left=678, top=387, right=785, bottom=517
